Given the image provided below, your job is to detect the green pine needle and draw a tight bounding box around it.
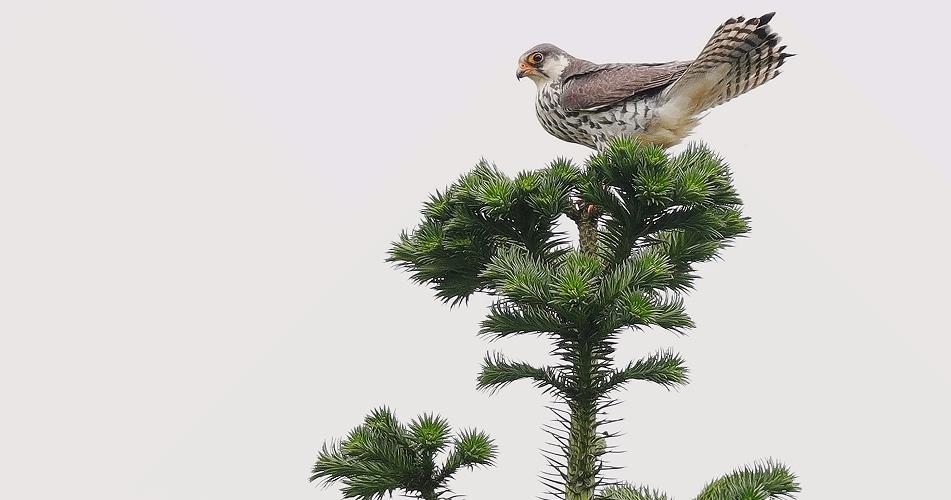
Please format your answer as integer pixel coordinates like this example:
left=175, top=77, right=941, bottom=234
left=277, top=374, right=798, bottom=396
left=601, top=483, right=673, bottom=500
left=602, top=350, right=690, bottom=392
left=694, top=460, right=801, bottom=500
left=311, top=408, right=497, bottom=500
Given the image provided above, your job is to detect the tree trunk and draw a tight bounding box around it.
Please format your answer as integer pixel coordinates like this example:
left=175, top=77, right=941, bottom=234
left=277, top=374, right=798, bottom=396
left=565, top=401, right=599, bottom=500
left=564, top=211, right=602, bottom=500
left=565, top=334, right=600, bottom=500
left=577, top=212, right=598, bottom=257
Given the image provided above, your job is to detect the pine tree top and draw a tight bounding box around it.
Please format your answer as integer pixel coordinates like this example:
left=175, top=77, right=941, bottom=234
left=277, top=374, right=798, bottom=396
left=389, top=138, right=750, bottom=308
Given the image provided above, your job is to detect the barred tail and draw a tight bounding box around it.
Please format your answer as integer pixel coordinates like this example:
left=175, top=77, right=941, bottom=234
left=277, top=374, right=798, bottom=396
left=663, top=12, right=793, bottom=114
left=645, top=13, right=792, bottom=147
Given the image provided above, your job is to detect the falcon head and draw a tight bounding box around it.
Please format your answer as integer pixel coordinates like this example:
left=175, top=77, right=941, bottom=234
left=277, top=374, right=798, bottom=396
left=516, top=44, right=572, bottom=85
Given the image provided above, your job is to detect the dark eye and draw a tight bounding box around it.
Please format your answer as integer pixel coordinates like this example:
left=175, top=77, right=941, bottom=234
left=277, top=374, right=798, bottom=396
left=529, top=52, right=544, bottom=64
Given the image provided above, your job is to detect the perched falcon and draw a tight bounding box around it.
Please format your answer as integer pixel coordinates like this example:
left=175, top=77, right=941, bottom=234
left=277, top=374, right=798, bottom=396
left=517, top=13, right=792, bottom=149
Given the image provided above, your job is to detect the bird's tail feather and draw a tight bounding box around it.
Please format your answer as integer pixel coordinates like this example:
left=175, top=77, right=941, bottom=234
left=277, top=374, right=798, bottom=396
left=662, top=12, right=792, bottom=115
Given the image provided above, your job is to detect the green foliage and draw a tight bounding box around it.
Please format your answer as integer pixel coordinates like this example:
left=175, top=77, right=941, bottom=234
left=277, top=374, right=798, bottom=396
left=391, top=137, right=747, bottom=339
left=374, top=138, right=796, bottom=500
left=601, top=483, right=673, bottom=500
left=387, top=138, right=759, bottom=500
left=601, top=350, right=689, bottom=392
left=477, top=352, right=566, bottom=396
left=599, top=460, right=799, bottom=500
left=311, top=407, right=496, bottom=500
left=579, top=139, right=749, bottom=290
left=694, top=460, right=800, bottom=500
left=389, top=159, right=580, bottom=305
left=389, top=140, right=749, bottom=305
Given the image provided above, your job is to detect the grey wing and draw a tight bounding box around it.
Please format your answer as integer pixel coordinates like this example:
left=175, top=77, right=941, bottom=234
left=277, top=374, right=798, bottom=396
left=559, top=61, right=691, bottom=112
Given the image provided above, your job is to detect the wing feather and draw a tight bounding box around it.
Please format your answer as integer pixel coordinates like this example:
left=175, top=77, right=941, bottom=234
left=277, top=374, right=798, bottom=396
left=559, top=61, right=690, bottom=112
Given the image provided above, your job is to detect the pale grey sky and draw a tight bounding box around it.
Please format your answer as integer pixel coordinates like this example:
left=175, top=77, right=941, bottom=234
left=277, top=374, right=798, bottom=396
left=1, top=2, right=949, bottom=499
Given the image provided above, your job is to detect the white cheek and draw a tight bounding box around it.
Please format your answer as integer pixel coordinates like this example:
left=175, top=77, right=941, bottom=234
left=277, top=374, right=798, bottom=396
left=544, top=55, right=570, bottom=79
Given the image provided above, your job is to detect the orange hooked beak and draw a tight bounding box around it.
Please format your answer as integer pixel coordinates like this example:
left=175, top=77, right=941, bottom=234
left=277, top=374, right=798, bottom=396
left=516, top=61, right=535, bottom=80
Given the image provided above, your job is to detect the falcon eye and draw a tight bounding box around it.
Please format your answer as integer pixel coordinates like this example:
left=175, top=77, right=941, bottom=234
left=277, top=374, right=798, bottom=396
left=529, top=52, right=544, bottom=64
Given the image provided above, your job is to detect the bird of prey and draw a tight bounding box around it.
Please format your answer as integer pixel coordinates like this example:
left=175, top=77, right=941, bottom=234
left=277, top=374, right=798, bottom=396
left=516, top=13, right=792, bottom=149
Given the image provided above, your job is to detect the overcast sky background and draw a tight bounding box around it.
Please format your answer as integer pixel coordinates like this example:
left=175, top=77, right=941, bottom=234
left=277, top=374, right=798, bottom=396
left=1, top=1, right=950, bottom=499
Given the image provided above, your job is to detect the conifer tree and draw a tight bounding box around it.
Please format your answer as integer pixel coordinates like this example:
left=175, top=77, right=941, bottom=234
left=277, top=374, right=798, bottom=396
left=312, top=139, right=800, bottom=500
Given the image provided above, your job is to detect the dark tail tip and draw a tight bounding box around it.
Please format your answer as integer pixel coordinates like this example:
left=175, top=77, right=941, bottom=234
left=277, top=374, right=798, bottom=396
left=759, top=12, right=776, bottom=25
